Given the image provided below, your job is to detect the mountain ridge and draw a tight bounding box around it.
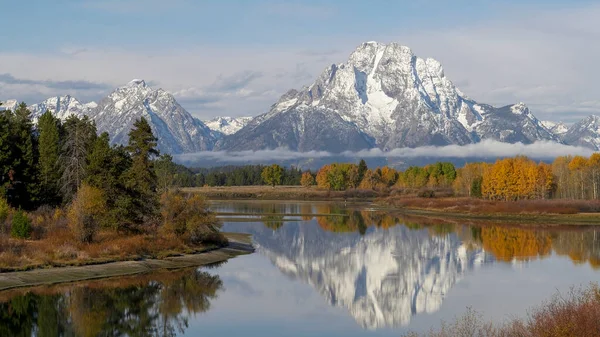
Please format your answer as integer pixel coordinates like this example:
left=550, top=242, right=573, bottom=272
left=2, top=41, right=600, bottom=155
left=217, top=42, right=560, bottom=152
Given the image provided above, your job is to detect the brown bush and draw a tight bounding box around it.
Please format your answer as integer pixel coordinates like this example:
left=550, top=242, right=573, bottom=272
left=160, top=191, right=225, bottom=245
left=404, top=283, right=600, bottom=337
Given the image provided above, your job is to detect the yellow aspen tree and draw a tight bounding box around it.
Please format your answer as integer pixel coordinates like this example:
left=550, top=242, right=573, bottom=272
left=569, top=156, right=589, bottom=199
left=588, top=153, right=600, bottom=199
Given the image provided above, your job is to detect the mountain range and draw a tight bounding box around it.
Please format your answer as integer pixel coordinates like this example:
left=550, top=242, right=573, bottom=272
left=1, top=41, right=599, bottom=155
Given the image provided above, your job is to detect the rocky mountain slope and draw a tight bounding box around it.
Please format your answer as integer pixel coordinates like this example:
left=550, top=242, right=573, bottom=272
left=218, top=42, right=558, bottom=152
left=542, top=120, right=569, bottom=137
left=562, top=115, right=600, bottom=150
left=89, top=79, right=215, bottom=154
left=28, top=95, right=96, bottom=123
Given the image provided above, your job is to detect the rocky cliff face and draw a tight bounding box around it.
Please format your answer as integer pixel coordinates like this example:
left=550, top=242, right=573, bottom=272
left=562, top=115, right=600, bottom=150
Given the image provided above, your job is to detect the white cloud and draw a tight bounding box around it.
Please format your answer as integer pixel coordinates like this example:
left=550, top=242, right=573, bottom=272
left=174, top=140, right=594, bottom=165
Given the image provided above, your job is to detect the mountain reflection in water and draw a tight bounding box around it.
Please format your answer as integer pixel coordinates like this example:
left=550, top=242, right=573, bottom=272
left=0, top=267, right=223, bottom=337
left=220, top=202, right=600, bottom=329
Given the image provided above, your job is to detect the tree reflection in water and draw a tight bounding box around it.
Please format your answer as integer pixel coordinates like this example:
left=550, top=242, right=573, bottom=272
left=0, top=267, right=223, bottom=337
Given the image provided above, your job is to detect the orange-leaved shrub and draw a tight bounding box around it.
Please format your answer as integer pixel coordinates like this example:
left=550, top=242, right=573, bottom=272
left=67, top=184, right=107, bottom=243
left=300, top=172, right=315, bottom=188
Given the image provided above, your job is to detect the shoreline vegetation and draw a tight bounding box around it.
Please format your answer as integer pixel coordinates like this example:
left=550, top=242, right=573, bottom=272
left=188, top=185, right=600, bottom=224
left=0, top=103, right=238, bottom=275
left=0, top=232, right=252, bottom=291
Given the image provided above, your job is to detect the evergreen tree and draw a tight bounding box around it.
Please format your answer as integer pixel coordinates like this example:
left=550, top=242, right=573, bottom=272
left=8, top=103, right=38, bottom=209
left=38, top=110, right=62, bottom=205
left=60, top=115, right=97, bottom=202
left=358, top=159, right=368, bottom=183
left=0, top=109, right=13, bottom=198
left=122, top=117, right=160, bottom=227
left=86, top=133, right=132, bottom=229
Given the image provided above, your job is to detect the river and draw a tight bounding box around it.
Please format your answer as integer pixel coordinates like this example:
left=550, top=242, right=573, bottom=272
left=1, top=200, right=600, bottom=336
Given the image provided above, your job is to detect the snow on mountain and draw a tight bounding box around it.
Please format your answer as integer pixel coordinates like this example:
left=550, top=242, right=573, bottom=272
left=562, top=115, right=600, bottom=150
left=203, top=116, right=252, bottom=135
left=0, top=99, right=18, bottom=112
left=220, top=41, right=557, bottom=152
left=542, top=120, right=569, bottom=137
left=229, top=220, right=490, bottom=329
left=27, top=95, right=92, bottom=123
left=89, top=79, right=216, bottom=154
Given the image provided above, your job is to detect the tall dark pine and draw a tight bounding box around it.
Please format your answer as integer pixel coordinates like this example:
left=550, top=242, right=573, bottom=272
left=358, top=159, right=368, bottom=183
left=0, top=105, right=13, bottom=199
left=5, top=103, right=39, bottom=209
left=123, top=117, right=160, bottom=226
left=38, top=110, right=62, bottom=205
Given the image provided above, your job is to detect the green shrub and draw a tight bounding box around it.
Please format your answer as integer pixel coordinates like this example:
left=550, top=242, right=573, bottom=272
left=11, top=210, right=31, bottom=239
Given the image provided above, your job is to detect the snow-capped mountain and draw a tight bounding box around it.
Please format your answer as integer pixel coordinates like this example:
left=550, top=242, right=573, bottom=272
left=224, top=219, right=490, bottom=329
left=203, top=116, right=252, bottom=135
left=542, top=120, right=569, bottom=137
left=28, top=95, right=95, bottom=123
left=219, top=42, right=557, bottom=152
left=2, top=81, right=216, bottom=154
left=89, top=79, right=216, bottom=154
left=562, top=115, right=600, bottom=150
left=0, top=99, right=18, bottom=112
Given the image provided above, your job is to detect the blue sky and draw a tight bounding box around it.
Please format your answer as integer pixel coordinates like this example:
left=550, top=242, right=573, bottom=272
left=2, top=0, right=599, bottom=121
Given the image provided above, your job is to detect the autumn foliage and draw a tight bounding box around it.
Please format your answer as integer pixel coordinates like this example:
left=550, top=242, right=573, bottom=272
left=67, top=184, right=107, bottom=243
left=300, top=172, right=315, bottom=188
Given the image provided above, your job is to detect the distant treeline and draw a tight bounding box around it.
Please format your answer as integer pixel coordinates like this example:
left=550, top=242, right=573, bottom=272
left=175, top=154, right=600, bottom=201
left=169, top=165, right=304, bottom=187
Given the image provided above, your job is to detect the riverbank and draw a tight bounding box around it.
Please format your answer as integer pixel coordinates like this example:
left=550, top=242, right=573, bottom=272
left=0, top=232, right=253, bottom=291
left=182, top=185, right=381, bottom=201
left=385, top=197, right=600, bottom=225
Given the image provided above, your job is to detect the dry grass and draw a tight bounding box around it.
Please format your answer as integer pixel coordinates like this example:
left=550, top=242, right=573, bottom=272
left=181, top=185, right=382, bottom=201
left=0, top=228, right=220, bottom=272
left=387, top=197, right=600, bottom=215
left=404, top=283, right=600, bottom=337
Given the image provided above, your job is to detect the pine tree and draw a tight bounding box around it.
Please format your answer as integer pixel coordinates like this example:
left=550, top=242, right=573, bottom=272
left=86, top=133, right=132, bottom=229
left=358, top=159, right=368, bottom=183
left=0, top=109, right=13, bottom=198
left=38, top=110, right=62, bottom=205
left=122, top=117, right=160, bottom=227
left=8, top=103, right=38, bottom=209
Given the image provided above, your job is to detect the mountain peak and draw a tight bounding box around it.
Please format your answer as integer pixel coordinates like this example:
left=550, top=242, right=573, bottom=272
left=126, top=79, right=146, bottom=88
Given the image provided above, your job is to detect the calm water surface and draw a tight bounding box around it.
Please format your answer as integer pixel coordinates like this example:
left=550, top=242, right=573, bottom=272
left=1, top=200, right=600, bottom=336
